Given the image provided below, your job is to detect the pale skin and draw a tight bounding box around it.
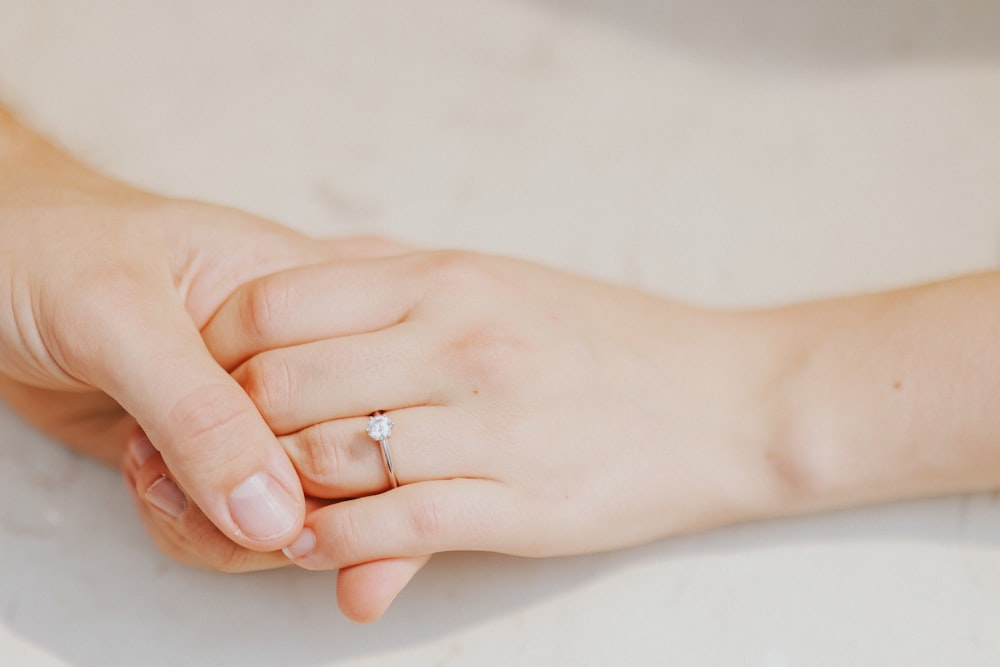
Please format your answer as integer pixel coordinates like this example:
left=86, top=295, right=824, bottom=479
left=6, top=104, right=1000, bottom=623
left=0, top=104, right=323, bottom=565
left=138, top=250, right=1000, bottom=621
left=0, top=104, right=432, bottom=613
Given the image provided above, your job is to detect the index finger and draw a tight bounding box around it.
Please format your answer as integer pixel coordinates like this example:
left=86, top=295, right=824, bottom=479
left=202, top=256, right=419, bottom=371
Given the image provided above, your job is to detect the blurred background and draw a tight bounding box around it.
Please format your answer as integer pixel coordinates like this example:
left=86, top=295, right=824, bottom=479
left=2, top=1, right=1000, bottom=664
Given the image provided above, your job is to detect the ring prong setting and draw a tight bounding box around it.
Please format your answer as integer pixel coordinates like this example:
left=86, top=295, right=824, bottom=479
left=366, top=413, right=394, bottom=441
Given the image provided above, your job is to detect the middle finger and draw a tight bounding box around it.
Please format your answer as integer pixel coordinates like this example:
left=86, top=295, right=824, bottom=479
left=234, top=323, right=447, bottom=435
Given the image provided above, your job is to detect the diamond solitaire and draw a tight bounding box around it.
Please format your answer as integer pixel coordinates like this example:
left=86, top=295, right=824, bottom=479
left=366, top=411, right=399, bottom=488
left=367, top=413, right=394, bottom=442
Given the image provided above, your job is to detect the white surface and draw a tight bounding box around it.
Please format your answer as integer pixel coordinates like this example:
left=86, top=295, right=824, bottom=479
left=2, top=1, right=1000, bottom=665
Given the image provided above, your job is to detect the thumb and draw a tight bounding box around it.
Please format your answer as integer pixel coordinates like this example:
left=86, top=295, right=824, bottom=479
left=80, top=285, right=305, bottom=551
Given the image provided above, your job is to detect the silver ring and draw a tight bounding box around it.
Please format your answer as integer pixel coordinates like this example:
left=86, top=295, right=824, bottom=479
left=366, top=411, right=398, bottom=488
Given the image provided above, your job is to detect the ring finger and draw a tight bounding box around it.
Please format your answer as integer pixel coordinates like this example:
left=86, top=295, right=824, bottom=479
left=280, top=406, right=487, bottom=499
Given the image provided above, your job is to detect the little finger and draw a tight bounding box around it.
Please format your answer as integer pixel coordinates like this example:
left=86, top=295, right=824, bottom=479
left=283, top=479, right=518, bottom=570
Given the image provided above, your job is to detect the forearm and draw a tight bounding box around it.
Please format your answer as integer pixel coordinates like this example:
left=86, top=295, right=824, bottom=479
left=0, top=104, right=68, bottom=190
left=766, top=272, right=1000, bottom=514
left=0, top=103, right=138, bottom=207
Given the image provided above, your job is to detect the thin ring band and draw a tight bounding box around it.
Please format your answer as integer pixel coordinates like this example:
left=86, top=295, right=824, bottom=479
left=367, top=411, right=399, bottom=488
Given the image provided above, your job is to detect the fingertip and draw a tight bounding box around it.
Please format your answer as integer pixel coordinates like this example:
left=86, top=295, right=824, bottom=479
left=126, top=428, right=158, bottom=467
left=136, top=381, right=307, bottom=552
left=281, top=527, right=317, bottom=561
left=336, top=556, right=430, bottom=623
left=130, top=449, right=189, bottom=520
left=145, top=475, right=188, bottom=519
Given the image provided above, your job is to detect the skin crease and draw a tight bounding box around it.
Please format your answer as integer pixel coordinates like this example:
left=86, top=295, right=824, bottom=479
left=8, top=104, right=1000, bottom=623
left=193, top=255, right=1000, bottom=621
left=0, top=105, right=423, bottom=620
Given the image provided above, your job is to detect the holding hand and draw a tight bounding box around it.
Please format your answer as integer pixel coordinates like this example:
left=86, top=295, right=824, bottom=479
left=11, top=104, right=997, bottom=625
left=0, top=107, right=332, bottom=567
left=200, top=245, right=1000, bottom=622
left=200, top=247, right=791, bottom=592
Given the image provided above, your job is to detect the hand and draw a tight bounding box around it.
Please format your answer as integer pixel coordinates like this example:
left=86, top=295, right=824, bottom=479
left=120, top=235, right=430, bottom=616
left=0, top=108, right=329, bottom=559
left=201, top=248, right=791, bottom=614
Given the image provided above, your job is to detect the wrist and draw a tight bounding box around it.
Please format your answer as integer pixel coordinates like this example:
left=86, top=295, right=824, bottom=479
left=640, top=305, right=806, bottom=534
left=759, top=279, right=1000, bottom=519
left=748, top=298, right=914, bottom=519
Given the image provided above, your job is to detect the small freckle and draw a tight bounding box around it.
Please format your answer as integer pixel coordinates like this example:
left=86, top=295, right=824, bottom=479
left=893, top=380, right=903, bottom=390
left=472, top=388, right=479, bottom=395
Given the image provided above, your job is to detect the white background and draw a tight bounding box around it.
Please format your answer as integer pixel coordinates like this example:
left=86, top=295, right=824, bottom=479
left=2, top=1, right=1000, bottom=665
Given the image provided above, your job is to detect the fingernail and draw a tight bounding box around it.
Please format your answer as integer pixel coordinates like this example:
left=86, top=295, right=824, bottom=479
left=145, top=475, right=187, bottom=518
left=282, top=527, right=317, bottom=560
left=228, top=473, right=298, bottom=541
left=128, top=432, right=158, bottom=467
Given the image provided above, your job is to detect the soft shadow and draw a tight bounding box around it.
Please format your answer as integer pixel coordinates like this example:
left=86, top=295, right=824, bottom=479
left=532, top=0, right=1000, bottom=69
left=0, top=406, right=621, bottom=666
left=4, top=399, right=1000, bottom=666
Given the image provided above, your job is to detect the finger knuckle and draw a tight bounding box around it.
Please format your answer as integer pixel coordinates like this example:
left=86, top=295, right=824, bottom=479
left=241, top=275, right=291, bottom=345
left=182, top=524, right=252, bottom=573
left=445, top=324, right=527, bottom=390
left=146, top=509, right=250, bottom=573
left=406, top=492, right=445, bottom=542
left=169, top=384, right=260, bottom=452
left=186, top=534, right=248, bottom=574
left=240, top=352, right=292, bottom=421
left=210, top=547, right=258, bottom=574
left=324, top=507, right=368, bottom=566
left=421, top=250, right=491, bottom=295
left=295, top=424, right=343, bottom=487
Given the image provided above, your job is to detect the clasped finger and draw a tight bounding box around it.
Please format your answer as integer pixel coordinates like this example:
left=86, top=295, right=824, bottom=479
left=233, top=326, right=444, bottom=435
left=280, top=407, right=480, bottom=499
